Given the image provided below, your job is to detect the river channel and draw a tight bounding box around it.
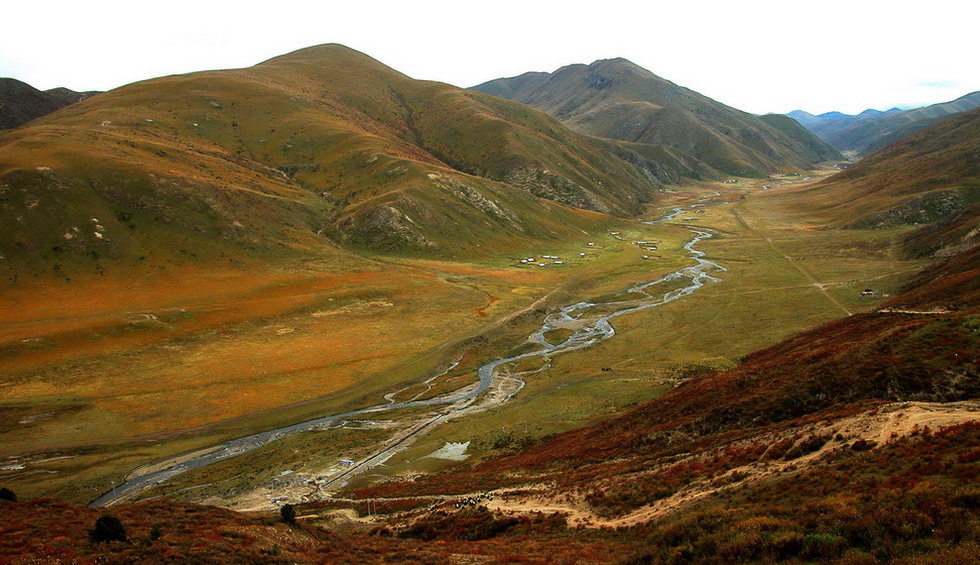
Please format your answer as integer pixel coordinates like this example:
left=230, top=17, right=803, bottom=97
left=93, top=194, right=726, bottom=506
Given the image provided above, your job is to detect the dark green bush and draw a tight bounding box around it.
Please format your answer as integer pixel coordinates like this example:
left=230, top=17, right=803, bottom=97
left=89, top=514, right=127, bottom=543
left=280, top=503, right=296, bottom=524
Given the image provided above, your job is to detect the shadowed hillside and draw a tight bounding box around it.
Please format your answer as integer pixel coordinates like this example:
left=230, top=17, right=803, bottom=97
left=473, top=58, right=841, bottom=177
left=0, top=78, right=94, bottom=130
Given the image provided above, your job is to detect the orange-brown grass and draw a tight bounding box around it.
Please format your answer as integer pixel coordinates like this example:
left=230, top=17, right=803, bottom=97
left=0, top=497, right=632, bottom=564
left=0, top=267, right=392, bottom=363
left=0, top=255, right=570, bottom=454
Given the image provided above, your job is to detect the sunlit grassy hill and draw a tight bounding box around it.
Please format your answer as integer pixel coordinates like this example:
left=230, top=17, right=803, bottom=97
left=784, top=107, right=980, bottom=258
left=472, top=58, right=841, bottom=177
left=0, top=44, right=674, bottom=284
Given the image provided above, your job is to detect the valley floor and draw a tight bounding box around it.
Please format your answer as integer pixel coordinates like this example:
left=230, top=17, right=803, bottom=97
left=0, top=169, right=934, bottom=508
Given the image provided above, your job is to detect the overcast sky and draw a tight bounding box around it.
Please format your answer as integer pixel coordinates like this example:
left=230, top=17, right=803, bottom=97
left=2, top=0, right=976, bottom=115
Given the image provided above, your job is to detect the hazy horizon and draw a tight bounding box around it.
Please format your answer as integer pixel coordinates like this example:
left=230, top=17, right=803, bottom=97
left=2, top=0, right=977, bottom=116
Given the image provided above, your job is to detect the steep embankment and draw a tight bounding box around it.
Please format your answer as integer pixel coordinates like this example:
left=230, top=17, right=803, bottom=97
left=473, top=58, right=841, bottom=177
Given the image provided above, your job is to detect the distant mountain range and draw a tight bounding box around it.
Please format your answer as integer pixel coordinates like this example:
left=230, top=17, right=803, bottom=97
left=471, top=58, right=842, bottom=177
left=788, top=90, right=980, bottom=154
left=0, top=78, right=97, bottom=129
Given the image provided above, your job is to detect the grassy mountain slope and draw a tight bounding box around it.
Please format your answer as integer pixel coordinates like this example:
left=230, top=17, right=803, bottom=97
left=758, top=113, right=844, bottom=163
left=782, top=107, right=980, bottom=255
left=472, top=58, right=841, bottom=177
left=0, top=44, right=689, bottom=510
left=789, top=91, right=980, bottom=154
left=0, top=44, right=666, bottom=284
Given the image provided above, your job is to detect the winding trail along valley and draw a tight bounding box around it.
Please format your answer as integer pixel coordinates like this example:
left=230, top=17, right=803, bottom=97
left=93, top=193, right=728, bottom=507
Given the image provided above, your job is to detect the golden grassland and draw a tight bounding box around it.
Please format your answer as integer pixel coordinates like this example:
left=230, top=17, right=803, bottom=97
left=0, top=207, right=637, bottom=501
left=0, top=170, right=934, bottom=504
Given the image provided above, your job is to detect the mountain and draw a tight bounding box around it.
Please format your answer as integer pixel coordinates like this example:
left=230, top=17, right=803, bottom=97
left=0, top=44, right=679, bottom=283
left=2, top=54, right=978, bottom=565
left=787, top=107, right=980, bottom=257
left=0, top=78, right=95, bottom=129
left=784, top=109, right=820, bottom=129
left=758, top=113, right=843, bottom=164
left=788, top=91, right=980, bottom=154
left=472, top=58, right=841, bottom=177
left=44, top=87, right=97, bottom=106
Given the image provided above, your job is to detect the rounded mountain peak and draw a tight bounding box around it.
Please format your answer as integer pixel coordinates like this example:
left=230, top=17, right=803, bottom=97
left=257, top=43, right=388, bottom=69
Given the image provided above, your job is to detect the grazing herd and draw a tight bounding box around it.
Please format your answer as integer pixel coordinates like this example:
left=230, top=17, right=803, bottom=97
left=453, top=491, right=495, bottom=509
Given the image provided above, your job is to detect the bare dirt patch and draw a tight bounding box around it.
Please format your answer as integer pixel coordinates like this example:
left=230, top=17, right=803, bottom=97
left=481, top=401, right=980, bottom=529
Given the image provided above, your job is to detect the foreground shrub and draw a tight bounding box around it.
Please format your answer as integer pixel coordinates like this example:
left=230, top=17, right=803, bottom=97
left=89, top=514, right=126, bottom=543
left=280, top=503, right=296, bottom=524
